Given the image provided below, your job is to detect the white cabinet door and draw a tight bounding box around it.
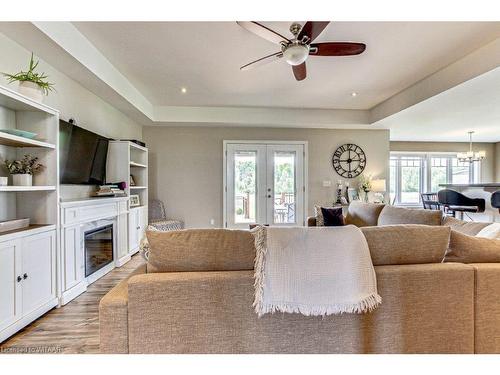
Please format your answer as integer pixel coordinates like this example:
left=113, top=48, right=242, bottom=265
left=117, top=213, right=129, bottom=259
left=21, top=231, right=56, bottom=315
left=0, top=239, right=22, bottom=332
left=62, top=225, right=83, bottom=291
left=128, top=209, right=139, bottom=252
left=139, top=206, right=148, bottom=240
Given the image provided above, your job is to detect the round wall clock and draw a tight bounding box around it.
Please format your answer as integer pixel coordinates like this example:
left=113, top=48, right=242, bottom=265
left=332, top=144, right=366, bottom=178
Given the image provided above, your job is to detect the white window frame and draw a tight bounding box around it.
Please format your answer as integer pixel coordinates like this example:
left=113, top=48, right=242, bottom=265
left=390, top=151, right=480, bottom=207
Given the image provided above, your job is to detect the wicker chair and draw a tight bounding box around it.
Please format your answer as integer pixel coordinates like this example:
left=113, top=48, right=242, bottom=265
left=148, top=199, right=184, bottom=231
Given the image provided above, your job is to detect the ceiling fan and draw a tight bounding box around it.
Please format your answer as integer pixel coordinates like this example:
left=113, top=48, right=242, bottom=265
left=237, top=21, right=366, bottom=81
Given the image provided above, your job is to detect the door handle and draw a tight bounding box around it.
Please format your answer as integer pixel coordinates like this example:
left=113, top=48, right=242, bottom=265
left=267, top=195, right=272, bottom=198
left=17, top=276, right=22, bottom=282
left=23, top=273, right=28, bottom=280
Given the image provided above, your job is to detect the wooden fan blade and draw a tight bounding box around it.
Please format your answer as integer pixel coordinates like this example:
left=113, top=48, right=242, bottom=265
left=237, top=21, right=290, bottom=45
left=240, top=52, right=283, bottom=71
left=292, top=62, right=307, bottom=81
left=310, top=42, right=366, bottom=56
left=298, top=21, right=330, bottom=42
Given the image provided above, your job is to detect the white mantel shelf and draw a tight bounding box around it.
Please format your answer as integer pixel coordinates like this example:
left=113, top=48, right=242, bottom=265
left=60, top=195, right=129, bottom=207
left=0, top=185, right=56, bottom=192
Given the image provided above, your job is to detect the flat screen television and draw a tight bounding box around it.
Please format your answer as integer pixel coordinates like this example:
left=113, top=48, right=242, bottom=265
left=59, top=120, right=109, bottom=185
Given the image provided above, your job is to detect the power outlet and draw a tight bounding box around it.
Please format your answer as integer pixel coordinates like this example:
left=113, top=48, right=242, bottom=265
left=210, top=219, right=215, bottom=226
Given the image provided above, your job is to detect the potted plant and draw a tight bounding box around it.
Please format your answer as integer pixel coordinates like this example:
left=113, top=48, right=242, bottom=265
left=4, top=154, right=43, bottom=186
left=2, top=53, right=55, bottom=102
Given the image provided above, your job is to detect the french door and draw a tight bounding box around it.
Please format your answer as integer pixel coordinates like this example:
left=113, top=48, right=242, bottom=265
left=224, top=142, right=306, bottom=228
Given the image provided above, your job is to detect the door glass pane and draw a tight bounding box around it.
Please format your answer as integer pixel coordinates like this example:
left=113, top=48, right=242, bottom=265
left=273, top=151, right=295, bottom=224
left=451, top=158, right=470, bottom=184
left=400, top=157, right=421, bottom=204
left=234, top=151, right=257, bottom=223
left=431, top=157, right=447, bottom=192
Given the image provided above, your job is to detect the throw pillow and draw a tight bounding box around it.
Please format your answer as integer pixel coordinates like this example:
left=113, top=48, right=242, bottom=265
left=314, top=205, right=345, bottom=226
left=476, top=223, right=500, bottom=240
left=445, top=230, right=500, bottom=263
left=320, top=206, right=345, bottom=226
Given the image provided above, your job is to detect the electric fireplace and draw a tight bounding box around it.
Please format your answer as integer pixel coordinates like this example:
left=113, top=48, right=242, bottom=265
left=84, top=224, right=114, bottom=278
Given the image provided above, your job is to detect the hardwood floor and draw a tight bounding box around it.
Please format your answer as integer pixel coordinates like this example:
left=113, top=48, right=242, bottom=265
left=0, top=254, right=144, bottom=354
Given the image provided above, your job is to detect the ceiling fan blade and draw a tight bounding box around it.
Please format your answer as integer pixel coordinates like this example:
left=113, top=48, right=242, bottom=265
left=309, top=42, right=366, bottom=56
left=298, top=21, right=330, bottom=43
left=292, top=62, right=307, bottom=81
left=237, top=21, right=290, bottom=45
left=240, top=52, right=283, bottom=71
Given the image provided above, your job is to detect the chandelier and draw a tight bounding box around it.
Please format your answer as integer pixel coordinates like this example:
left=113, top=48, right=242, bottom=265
left=457, top=131, right=486, bottom=163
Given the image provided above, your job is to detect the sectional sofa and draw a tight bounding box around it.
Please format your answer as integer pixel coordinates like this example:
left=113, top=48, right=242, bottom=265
left=99, top=202, right=500, bottom=354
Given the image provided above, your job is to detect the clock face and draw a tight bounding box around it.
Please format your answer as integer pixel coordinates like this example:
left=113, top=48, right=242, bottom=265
left=332, top=144, right=366, bottom=178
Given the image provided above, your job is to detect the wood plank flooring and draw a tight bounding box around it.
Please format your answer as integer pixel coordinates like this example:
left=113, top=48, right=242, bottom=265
left=0, top=254, right=144, bottom=354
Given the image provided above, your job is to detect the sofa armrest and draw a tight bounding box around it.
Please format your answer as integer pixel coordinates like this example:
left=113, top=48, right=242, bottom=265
left=307, top=216, right=317, bottom=226
left=99, top=264, right=146, bottom=353
left=469, top=263, right=500, bottom=353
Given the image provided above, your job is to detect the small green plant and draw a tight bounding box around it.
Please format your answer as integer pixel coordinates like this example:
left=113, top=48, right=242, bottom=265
left=2, top=53, right=55, bottom=95
left=4, top=154, right=43, bottom=175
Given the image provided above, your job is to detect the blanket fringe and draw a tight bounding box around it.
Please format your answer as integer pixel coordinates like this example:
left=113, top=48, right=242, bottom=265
left=258, top=293, right=382, bottom=318
left=251, top=225, right=267, bottom=315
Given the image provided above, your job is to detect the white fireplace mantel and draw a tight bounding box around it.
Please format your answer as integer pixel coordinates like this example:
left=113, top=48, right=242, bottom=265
left=59, top=196, right=130, bottom=305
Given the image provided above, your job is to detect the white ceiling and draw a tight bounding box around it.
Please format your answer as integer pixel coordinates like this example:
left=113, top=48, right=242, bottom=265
left=374, top=67, right=500, bottom=142
left=73, top=21, right=500, bottom=110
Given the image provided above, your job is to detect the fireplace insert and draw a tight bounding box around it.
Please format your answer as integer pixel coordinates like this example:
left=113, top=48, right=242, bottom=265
left=84, top=224, right=114, bottom=278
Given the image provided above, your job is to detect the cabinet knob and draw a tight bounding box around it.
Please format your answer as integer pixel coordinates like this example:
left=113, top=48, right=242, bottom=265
left=23, top=273, right=28, bottom=280
left=17, top=276, right=22, bottom=282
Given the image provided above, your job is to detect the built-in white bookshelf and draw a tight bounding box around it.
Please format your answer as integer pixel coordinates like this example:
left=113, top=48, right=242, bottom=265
left=0, top=85, right=60, bottom=234
left=107, top=140, right=148, bottom=208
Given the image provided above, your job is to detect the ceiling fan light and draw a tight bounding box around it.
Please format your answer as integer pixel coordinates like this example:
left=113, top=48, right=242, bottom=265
left=283, top=44, right=309, bottom=66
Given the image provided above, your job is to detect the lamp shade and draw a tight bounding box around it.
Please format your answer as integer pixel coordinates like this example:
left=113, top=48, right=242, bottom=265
left=371, top=179, right=387, bottom=192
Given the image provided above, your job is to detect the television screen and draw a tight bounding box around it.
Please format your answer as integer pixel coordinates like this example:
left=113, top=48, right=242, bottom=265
left=59, top=120, right=109, bottom=185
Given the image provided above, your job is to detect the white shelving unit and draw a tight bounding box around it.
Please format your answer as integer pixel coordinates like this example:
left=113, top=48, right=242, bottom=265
left=0, top=85, right=59, bottom=343
left=106, top=141, right=148, bottom=255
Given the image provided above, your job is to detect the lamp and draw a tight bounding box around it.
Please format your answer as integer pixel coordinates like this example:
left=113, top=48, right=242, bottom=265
left=457, top=131, right=486, bottom=163
left=371, top=179, right=386, bottom=203
left=283, top=43, right=310, bottom=66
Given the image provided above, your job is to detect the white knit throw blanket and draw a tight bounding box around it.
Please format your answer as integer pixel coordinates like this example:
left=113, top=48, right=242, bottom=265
left=251, top=225, right=381, bottom=317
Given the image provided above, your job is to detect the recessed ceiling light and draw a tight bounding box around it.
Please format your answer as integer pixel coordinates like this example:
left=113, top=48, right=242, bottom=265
left=181, top=87, right=187, bottom=94
left=351, top=92, right=358, bottom=97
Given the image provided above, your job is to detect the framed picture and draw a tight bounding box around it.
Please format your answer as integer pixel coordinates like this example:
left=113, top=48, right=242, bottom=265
left=130, top=174, right=136, bottom=186
left=347, top=188, right=359, bottom=203
left=130, top=194, right=140, bottom=207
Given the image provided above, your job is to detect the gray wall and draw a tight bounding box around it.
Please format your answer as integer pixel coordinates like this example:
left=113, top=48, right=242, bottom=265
left=144, top=126, right=390, bottom=228
left=390, top=141, right=498, bottom=182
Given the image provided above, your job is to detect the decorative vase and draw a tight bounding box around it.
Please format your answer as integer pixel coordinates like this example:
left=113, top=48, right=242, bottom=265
left=363, top=190, right=370, bottom=203
left=18, top=81, right=44, bottom=102
left=12, top=174, right=32, bottom=186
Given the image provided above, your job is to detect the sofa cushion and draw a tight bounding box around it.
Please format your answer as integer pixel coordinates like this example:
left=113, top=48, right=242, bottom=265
left=345, top=201, right=385, bottom=227
left=442, top=216, right=491, bottom=236
left=361, top=225, right=451, bottom=265
left=377, top=205, right=442, bottom=226
left=146, top=229, right=255, bottom=272
left=445, top=230, right=500, bottom=263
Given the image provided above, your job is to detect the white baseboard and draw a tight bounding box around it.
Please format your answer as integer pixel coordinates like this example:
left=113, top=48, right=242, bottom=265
left=115, top=254, right=131, bottom=267
left=60, top=282, right=87, bottom=306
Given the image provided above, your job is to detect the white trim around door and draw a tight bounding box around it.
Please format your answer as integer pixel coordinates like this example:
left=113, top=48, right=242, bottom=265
left=223, top=140, right=308, bottom=229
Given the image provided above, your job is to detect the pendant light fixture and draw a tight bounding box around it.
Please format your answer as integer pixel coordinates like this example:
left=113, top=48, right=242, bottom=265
left=457, top=131, right=486, bottom=163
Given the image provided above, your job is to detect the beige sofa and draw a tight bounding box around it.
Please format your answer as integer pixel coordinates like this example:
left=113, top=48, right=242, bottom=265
left=99, top=224, right=500, bottom=354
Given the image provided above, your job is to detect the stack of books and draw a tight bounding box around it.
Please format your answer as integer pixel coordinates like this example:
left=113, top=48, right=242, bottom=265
left=93, top=184, right=126, bottom=197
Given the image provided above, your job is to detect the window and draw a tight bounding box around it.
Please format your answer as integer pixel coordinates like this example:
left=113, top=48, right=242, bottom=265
left=390, top=152, right=479, bottom=206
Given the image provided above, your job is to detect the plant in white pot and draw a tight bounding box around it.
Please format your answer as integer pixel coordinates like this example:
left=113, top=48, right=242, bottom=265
left=2, top=53, right=55, bottom=102
left=4, top=154, right=43, bottom=186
